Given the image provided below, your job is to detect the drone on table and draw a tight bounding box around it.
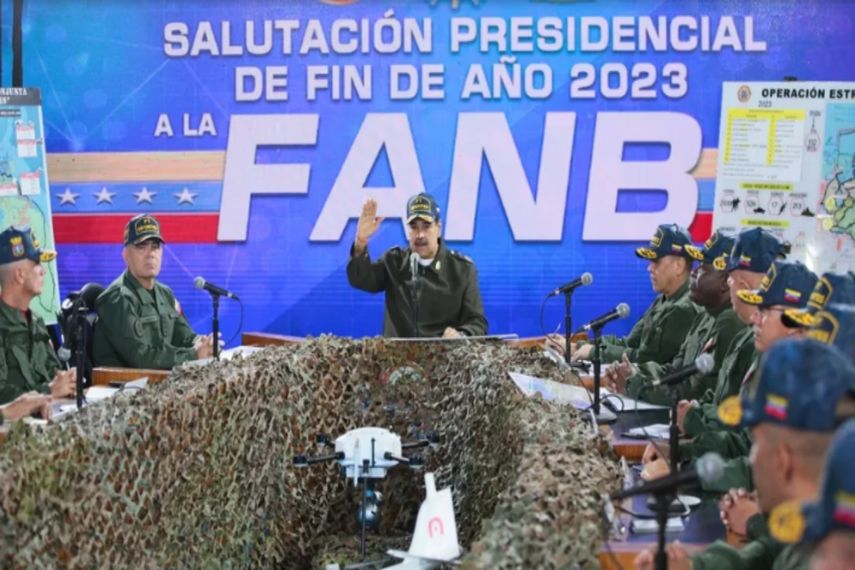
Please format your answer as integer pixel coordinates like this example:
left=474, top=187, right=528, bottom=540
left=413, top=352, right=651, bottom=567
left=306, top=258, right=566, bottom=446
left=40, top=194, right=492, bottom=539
left=293, top=427, right=439, bottom=559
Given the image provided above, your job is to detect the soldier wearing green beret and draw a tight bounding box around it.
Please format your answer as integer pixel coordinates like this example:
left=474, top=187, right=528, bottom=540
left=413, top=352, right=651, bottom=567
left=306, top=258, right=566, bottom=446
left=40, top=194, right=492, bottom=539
left=547, top=223, right=700, bottom=366
left=347, top=193, right=487, bottom=338
left=0, top=225, right=76, bottom=405
left=92, top=214, right=214, bottom=369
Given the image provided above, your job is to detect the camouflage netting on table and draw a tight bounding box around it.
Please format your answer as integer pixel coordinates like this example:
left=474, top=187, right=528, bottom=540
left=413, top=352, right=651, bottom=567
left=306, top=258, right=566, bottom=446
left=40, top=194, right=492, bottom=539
left=0, top=337, right=621, bottom=568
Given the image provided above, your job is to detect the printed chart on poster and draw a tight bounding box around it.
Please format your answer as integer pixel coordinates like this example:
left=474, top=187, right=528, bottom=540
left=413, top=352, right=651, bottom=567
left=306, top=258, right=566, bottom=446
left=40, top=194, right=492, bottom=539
left=714, top=82, right=855, bottom=273
left=0, top=87, right=60, bottom=324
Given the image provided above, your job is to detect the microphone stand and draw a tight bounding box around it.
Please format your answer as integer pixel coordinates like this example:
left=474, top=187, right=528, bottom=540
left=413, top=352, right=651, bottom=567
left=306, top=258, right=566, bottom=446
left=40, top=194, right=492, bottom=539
left=669, top=393, right=680, bottom=476
left=592, top=326, right=602, bottom=416
left=563, top=290, right=573, bottom=366
left=409, top=266, right=421, bottom=338
left=653, top=491, right=673, bottom=570
left=588, top=325, right=615, bottom=424
left=211, top=294, right=220, bottom=360
left=73, top=298, right=87, bottom=410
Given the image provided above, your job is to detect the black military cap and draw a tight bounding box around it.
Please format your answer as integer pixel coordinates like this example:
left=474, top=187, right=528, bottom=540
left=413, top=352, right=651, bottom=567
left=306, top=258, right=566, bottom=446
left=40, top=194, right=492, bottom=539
left=124, top=214, right=164, bottom=246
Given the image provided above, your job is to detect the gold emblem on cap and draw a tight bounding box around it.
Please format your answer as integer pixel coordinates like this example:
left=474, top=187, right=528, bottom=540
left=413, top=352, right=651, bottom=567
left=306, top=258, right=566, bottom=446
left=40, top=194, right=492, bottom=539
left=713, top=255, right=727, bottom=271
left=717, top=395, right=743, bottom=427
left=807, top=310, right=839, bottom=345
left=135, top=219, right=159, bottom=234
left=784, top=308, right=815, bottom=327
left=684, top=245, right=704, bottom=261
left=636, top=248, right=658, bottom=260
left=769, top=500, right=806, bottom=544
left=10, top=235, right=24, bottom=258
left=736, top=288, right=764, bottom=305
left=808, top=277, right=832, bottom=309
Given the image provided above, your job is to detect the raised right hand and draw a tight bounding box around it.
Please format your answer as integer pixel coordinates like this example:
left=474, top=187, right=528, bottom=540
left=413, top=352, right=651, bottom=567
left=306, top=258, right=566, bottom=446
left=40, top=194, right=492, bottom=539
left=355, top=199, right=385, bottom=251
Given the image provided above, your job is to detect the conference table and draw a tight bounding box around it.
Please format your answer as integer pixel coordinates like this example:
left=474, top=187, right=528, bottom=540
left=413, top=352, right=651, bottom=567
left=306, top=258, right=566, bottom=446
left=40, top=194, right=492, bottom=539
left=76, top=333, right=729, bottom=566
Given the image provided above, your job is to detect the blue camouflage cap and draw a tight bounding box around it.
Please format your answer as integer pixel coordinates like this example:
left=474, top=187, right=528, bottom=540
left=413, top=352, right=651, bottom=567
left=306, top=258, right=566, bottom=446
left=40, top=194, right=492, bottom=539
left=726, top=227, right=788, bottom=273
left=635, top=224, right=694, bottom=261
left=406, top=193, right=441, bottom=224
left=717, top=338, right=855, bottom=430
left=736, top=261, right=817, bottom=310
left=684, top=230, right=735, bottom=270
left=784, top=272, right=855, bottom=328
left=807, top=303, right=855, bottom=364
left=0, top=225, right=56, bottom=266
left=770, top=419, right=855, bottom=545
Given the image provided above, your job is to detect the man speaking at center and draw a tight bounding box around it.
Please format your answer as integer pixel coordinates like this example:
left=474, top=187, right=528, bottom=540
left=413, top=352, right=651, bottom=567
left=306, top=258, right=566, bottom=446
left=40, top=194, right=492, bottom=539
left=347, top=193, right=488, bottom=338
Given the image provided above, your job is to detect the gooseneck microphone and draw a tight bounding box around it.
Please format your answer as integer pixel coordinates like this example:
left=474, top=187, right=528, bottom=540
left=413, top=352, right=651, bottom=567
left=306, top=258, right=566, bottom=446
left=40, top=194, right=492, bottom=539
left=194, top=276, right=239, bottom=300
left=582, top=303, right=631, bottom=331
left=548, top=272, right=593, bottom=297
left=650, top=353, right=715, bottom=387
left=408, top=253, right=422, bottom=337
left=610, top=453, right=724, bottom=500
left=409, top=252, right=419, bottom=281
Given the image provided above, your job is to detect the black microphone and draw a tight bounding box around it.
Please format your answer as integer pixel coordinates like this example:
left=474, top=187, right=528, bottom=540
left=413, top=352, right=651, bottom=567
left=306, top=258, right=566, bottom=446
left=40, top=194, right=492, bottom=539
left=548, top=272, right=593, bottom=297
left=582, top=303, right=631, bottom=331
left=610, top=452, right=724, bottom=500
left=194, top=276, right=239, bottom=300
left=409, top=252, right=419, bottom=281
left=649, top=353, right=715, bottom=387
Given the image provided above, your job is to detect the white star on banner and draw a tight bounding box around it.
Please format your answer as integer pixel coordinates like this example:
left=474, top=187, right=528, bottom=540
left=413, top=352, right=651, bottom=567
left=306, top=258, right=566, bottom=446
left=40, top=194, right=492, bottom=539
left=134, top=186, right=156, bottom=204
left=57, top=188, right=79, bottom=206
left=174, top=187, right=197, bottom=205
left=94, top=186, right=116, bottom=204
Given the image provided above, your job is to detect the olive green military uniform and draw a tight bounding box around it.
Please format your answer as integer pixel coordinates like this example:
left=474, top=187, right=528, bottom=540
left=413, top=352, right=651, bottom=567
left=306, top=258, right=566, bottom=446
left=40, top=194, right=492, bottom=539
left=581, top=280, right=699, bottom=364
left=0, top=300, right=61, bottom=404
left=347, top=240, right=487, bottom=338
left=93, top=270, right=199, bottom=369
left=683, top=327, right=756, bottom=437
left=626, top=302, right=746, bottom=405
left=683, top=353, right=759, bottom=464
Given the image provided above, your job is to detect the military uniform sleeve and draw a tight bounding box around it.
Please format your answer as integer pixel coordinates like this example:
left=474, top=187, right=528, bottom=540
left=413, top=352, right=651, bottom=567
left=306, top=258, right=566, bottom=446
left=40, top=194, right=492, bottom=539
left=0, top=337, right=19, bottom=404
left=455, top=264, right=487, bottom=337
left=346, top=244, right=389, bottom=293
left=636, top=299, right=700, bottom=365
left=96, top=291, right=197, bottom=369
left=630, top=312, right=745, bottom=405
left=700, top=455, right=753, bottom=494
left=683, top=427, right=752, bottom=464
left=595, top=320, right=643, bottom=363
left=683, top=403, right=719, bottom=437
left=691, top=536, right=781, bottom=570
left=167, top=293, right=197, bottom=348
left=171, top=313, right=197, bottom=348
